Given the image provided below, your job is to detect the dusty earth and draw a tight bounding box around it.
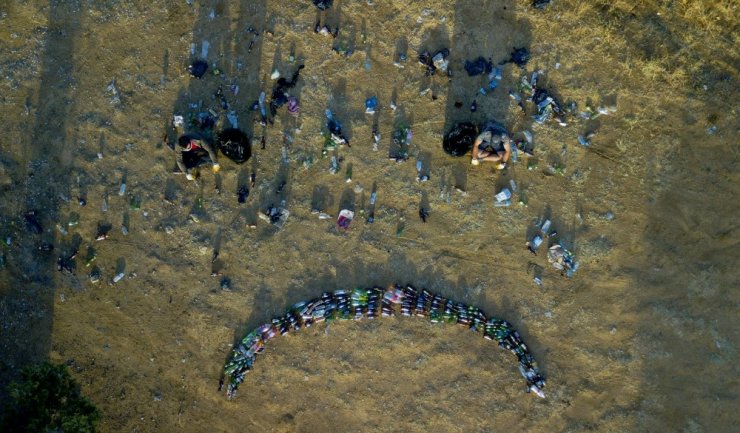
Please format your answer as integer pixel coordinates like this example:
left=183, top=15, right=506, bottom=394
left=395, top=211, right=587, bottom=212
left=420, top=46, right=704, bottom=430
left=0, top=0, right=737, bottom=432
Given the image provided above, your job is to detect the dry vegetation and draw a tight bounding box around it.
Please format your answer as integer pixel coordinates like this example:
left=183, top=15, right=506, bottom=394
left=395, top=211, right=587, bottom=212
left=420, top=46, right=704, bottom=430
left=0, top=1, right=737, bottom=432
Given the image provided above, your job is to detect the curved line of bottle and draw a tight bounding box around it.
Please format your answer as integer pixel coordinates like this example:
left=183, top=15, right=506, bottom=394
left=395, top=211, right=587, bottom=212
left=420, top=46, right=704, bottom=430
left=221, top=284, right=546, bottom=399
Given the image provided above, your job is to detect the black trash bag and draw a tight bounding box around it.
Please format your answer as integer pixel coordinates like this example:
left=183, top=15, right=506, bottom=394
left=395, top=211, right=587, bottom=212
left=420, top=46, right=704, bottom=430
left=188, top=59, right=208, bottom=78
left=533, top=0, right=552, bottom=9
left=509, top=48, right=530, bottom=67
left=217, top=128, right=251, bottom=164
left=443, top=122, right=478, bottom=157
left=464, top=57, right=493, bottom=76
left=313, top=0, right=333, bottom=10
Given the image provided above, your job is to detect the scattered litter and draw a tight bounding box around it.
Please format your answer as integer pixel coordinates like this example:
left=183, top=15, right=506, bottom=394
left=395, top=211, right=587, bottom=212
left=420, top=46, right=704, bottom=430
left=259, top=205, right=290, bottom=229
left=418, top=48, right=450, bottom=76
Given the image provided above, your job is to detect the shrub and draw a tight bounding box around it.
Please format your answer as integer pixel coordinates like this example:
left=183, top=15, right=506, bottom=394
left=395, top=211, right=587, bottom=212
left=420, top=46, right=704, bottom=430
left=1, top=361, right=99, bottom=433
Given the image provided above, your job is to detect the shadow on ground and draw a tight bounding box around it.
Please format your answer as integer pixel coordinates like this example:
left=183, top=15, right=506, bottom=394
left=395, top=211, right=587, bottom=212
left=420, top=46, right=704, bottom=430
left=0, top=2, right=79, bottom=407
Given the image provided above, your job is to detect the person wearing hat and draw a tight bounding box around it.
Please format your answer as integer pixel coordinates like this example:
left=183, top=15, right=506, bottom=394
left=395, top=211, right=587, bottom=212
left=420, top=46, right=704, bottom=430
left=471, top=124, right=511, bottom=169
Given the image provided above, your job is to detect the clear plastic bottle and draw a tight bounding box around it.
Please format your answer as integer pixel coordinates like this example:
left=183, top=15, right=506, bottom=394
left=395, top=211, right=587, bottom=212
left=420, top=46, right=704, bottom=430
left=540, top=219, right=551, bottom=234
left=113, top=272, right=125, bottom=283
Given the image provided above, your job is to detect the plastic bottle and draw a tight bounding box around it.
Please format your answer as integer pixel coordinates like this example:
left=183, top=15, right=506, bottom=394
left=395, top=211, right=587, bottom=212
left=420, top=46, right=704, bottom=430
left=537, top=96, right=553, bottom=111
left=281, top=145, right=289, bottom=163
left=113, top=272, right=125, bottom=283
left=518, top=189, right=528, bottom=207
left=329, top=156, right=339, bottom=174
left=201, top=40, right=210, bottom=58
left=258, top=91, right=267, bottom=117
left=118, top=181, right=126, bottom=196
left=527, top=235, right=543, bottom=255
left=540, top=219, right=551, bottom=234
left=531, top=70, right=541, bottom=87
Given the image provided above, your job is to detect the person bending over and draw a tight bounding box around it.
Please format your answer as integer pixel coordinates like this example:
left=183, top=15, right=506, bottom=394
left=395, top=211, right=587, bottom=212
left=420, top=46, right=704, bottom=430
left=175, top=133, right=220, bottom=180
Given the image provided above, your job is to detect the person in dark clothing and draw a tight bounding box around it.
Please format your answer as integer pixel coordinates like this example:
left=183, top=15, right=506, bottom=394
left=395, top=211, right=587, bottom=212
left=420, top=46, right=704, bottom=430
left=174, top=132, right=220, bottom=180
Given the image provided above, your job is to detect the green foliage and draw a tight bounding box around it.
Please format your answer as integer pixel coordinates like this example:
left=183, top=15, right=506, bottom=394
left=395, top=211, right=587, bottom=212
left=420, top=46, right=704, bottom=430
left=1, top=361, right=99, bottom=433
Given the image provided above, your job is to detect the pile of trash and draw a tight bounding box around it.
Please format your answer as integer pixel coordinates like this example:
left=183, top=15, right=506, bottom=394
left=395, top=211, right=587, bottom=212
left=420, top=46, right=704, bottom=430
left=511, top=71, right=568, bottom=126
left=526, top=218, right=579, bottom=280
left=418, top=48, right=450, bottom=76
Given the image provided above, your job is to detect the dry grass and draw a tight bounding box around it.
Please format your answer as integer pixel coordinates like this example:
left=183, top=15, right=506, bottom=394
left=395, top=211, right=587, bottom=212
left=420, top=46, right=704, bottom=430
left=550, top=0, right=737, bottom=93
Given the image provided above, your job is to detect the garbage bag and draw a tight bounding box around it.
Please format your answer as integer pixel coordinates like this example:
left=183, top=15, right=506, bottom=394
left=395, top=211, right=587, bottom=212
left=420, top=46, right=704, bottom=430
left=217, top=128, right=251, bottom=164
left=509, top=48, right=530, bottom=67
left=443, top=122, right=478, bottom=157
left=188, top=59, right=208, bottom=78
left=464, top=57, right=493, bottom=76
